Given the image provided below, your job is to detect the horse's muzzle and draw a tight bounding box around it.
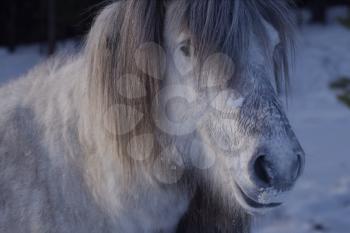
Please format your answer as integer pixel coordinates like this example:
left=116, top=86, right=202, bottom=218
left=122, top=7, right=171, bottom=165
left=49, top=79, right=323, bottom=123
left=249, top=149, right=304, bottom=192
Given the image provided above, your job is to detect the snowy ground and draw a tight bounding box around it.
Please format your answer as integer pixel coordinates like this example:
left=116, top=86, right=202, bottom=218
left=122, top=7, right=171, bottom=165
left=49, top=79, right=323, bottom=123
left=0, top=8, right=350, bottom=233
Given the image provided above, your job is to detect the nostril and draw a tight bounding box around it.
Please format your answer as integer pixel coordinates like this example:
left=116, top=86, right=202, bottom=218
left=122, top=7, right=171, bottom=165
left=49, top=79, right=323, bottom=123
left=253, top=155, right=273, bottom=187
left=292, top=153, right=303, bottom=181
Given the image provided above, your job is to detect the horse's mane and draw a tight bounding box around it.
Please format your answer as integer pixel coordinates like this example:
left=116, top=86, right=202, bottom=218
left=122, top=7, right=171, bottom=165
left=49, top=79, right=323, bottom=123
left=84, top=0, right=295, bottom=174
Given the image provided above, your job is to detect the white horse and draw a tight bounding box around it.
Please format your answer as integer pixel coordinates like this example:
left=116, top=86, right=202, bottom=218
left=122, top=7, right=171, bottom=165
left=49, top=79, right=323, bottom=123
left=0, top=0, right=305, bottom=232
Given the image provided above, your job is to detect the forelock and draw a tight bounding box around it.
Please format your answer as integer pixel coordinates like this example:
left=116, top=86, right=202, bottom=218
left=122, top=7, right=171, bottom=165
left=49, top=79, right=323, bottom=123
left=169, top=0, right=295, bottom=93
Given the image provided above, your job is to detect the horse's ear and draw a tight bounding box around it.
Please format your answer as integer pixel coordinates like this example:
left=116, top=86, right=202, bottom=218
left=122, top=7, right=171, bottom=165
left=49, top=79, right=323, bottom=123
left=85, top=2, right=123, bottom=56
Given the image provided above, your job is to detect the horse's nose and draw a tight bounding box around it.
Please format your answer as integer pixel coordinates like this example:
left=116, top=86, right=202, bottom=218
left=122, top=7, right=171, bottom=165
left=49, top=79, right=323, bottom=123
left=250, top=151, right=304, bottom=191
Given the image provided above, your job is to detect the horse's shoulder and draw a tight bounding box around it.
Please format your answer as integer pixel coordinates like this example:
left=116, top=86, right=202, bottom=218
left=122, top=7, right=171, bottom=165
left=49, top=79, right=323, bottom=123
left=0, top=80, right=45, bottom=168
left=0, top=103, right=54, bottom=231
left=0, top=102, right=42, bottom=162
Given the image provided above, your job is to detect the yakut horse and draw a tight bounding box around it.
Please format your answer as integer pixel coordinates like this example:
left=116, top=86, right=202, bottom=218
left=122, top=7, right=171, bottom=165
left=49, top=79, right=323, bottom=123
left=0, top=0, right=305, bottom=232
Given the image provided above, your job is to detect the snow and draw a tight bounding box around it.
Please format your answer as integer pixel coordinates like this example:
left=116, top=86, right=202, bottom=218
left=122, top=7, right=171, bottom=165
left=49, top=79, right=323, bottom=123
left=0, top=45, right=43, bottom=84
left=0, top=8, right=350, bottom=233
left=0, top=40, right=80, bottom=85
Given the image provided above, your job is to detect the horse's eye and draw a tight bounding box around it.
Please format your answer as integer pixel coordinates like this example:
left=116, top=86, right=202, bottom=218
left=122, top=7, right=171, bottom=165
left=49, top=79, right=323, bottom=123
left=180, top=43, right=191, bottom=57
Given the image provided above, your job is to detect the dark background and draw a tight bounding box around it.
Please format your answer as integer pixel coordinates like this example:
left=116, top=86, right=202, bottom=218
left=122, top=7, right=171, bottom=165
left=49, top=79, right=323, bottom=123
left=0, top=0, right=350, bottom=55
left=0, top=0, right=105, bottom=54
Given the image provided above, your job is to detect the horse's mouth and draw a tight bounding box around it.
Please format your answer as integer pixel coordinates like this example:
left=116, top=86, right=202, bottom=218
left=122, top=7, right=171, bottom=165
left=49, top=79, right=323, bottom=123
left=235, top=183, right=282, bottom=210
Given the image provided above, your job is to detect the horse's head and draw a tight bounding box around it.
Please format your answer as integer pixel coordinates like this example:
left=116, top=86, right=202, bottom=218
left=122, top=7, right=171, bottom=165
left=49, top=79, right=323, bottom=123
left=158, top=0, right=305, bottom=214
left=87, top=0, right=305, bottom=215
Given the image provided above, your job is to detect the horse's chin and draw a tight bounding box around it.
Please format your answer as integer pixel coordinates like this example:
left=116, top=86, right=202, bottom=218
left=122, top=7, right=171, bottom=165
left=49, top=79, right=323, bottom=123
left=233, top=182, right=283, bottom=215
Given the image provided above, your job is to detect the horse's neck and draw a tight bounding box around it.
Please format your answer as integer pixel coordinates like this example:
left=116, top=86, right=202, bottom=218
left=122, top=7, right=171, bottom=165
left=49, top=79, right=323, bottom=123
left=67, top=63, right=192, bottom=232
left=78, top=136, right=191, bottom=232
left=177, top=187, right=251, bottom=233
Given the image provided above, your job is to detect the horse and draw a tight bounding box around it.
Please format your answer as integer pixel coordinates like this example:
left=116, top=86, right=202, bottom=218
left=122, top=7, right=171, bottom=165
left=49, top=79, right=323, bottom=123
left=0, top=0, right=305, bottom=232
